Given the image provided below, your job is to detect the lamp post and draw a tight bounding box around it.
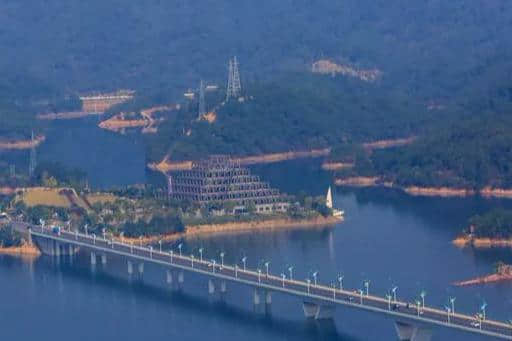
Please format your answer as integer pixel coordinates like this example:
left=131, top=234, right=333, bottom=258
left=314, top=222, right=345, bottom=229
left=445, top=306, right=451, bottom=324
left=235, top=265, right=238, bottom=278
left=415, top=300, right=421, bottom=316
left=364, top=280, right=370, bottom=296
left=199, top=247, right=204, bottom=262
left=211, top=259, right=216, bottom=273
left=281, top=273, right=286, bottom=287
left=92, top=233, right=96, bottom=245
left=288, top=266, right=294, bottom=281
left=338, top=275, right=344, bottom=291
left=312, top=271, right=318, bottom=286
left=264, top=261, right=270, bottom=277
left=149, top=246, right=153, bottom=258
left=158, top=240, right=162, bottom=253
left=178, top=243, right=183, bottom=257
left=358, top=289, right=364, bottom=304
left=420, top=291, right=427, bottom=309
left=306, top=278, right=311, bottom=294
left=170, top=250, right=174, bottom=263
left=103, top=228, right=106, bottom=241
left=331, top=282, right=336, bottom=299
left=242, top=256, right=247, bottom=271
left=391, top=286, right=398, bottom=302
left=481, top=302, right=487, bottom=321
left=220, top=252, right=225, bottom=268
left=258, top=269, right=262, bottom=283
left=130, top=241, right=133, bottom=253
left=450, top=297, right=456, bottom=315
left=139, top=236, right=142, bottom=247
left=191, top=254, right=195, bottom=268
left=386, top=294, right=392, bottom=310
left=84, top=224, right=88, bottom=236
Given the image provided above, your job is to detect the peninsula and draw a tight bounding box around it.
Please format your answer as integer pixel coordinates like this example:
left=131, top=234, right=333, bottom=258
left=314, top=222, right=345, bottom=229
left=453, top=209, right=512, bottom=248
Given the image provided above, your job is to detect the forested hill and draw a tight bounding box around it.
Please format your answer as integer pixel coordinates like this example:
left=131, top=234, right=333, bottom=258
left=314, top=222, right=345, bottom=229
left=144, top=74, right=441, bottom=162
left=1, top=0, right=512, bottom=101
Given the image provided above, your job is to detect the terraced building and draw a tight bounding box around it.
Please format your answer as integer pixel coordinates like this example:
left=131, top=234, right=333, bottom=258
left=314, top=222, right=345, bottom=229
left=168, top=155, right=289, bottom=214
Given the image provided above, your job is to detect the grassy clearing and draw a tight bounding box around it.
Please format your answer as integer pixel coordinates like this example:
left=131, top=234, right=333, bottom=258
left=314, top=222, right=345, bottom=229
left=21, top=188, right=71, bottom=207
left=86, top=193, right=117, bottom=205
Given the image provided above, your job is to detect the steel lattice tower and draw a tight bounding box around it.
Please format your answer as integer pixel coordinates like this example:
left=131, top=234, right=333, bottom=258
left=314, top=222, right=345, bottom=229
left=226, top=56, right=242, bottom=101
left=198, top=79, right=206, bottom=118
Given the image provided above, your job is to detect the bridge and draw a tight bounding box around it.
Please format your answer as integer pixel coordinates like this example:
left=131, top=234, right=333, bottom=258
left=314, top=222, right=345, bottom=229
left=28, top=225, right=512, bottom=341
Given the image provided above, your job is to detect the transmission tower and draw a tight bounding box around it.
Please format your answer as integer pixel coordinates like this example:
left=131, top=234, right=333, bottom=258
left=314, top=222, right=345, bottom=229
left=29, top=130, right=37, bottom=178
left=226, top=56, right=242, bottom=101
left=198, top=79, right=206, bottom=118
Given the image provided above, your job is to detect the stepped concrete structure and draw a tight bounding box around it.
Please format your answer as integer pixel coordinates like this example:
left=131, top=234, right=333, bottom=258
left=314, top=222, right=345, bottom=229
left=168, top=155, right=289, bottom=214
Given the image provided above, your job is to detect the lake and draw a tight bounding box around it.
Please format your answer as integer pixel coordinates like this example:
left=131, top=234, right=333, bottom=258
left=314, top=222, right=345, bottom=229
left=0, top=119, right=511, bottom=341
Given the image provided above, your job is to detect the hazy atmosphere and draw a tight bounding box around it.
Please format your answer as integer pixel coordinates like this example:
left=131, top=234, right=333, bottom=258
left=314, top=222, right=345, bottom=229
left=1, top=1, right=512, bottom=340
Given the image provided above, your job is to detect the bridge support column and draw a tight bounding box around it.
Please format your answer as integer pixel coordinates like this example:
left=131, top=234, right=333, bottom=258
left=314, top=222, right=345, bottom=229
left=220, top=280, right=227, bottom=294
left=54, top=241, right=61, bottom=257
left=178, top=270, right=184, bottom=286
left=127, top=260, right=133, bottom=275
left=394, top=321, right=432, bottom=341
left=138, top=263, right=144, bottom=275
left=253, top=289, right=261, bottom=306
left=302, top=302, right=335, bottom=320
left=166, top=270, right=173, bottom=285
left=91, top=252, right=97, bottom=265
left=101, top=254, right=107, bottom=265
left=208, top=279, right=216, bottom=295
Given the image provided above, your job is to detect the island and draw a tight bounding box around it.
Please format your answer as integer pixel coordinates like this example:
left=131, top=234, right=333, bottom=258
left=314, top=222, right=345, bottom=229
left=453, top=209, right=512, bottom=248
left=453, top=262, right=512, bottom=287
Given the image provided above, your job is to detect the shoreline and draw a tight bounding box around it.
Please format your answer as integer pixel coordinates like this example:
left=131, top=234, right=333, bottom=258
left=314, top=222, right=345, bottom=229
left=0, top=243, right=41, bottom=257
left=37, top=111, right=103, bottom=120
left=335, top=177, right=512, bottom=199
left=119, top=215, right=342, bottom=245
left=149, top=148, right=331, bottom=173
left=453, top=235, right=512, bottom=248
left=453, top=273, right=512, bottom=287
left=0, top=135, right=45, bottom=150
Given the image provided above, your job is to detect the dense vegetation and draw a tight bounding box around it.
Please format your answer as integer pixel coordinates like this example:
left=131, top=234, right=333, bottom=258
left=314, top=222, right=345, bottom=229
left=466, top=209, right=512, bottom=239
left=337, top=114, right=512, bottom=189
left=1, top=1, right=512, bottom=189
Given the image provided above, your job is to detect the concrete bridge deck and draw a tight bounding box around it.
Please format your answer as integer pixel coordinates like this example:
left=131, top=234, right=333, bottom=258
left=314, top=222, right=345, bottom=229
left=29, top=226, right=512, bottom=341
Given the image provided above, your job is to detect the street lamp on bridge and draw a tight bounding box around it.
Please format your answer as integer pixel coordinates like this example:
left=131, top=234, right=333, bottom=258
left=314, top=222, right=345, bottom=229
left=450, top=297, right=456, bottom=315
left=241, top=256, right=247, bottom=271
left=386, top=294, right=392, bottom=310
left=158, top=240, right=162, bottom=253
left=364, top=280, right=370, bottom=296
left=481, top=301, right=487, bottom=320
left=264, top=261, right=270, bottom=278
left=280, top=273, right=286, bottom=287
left=199, top=247, right=204, bottom=262
left=420, top=290, right=427, bottom=309
left=337, top=275, right=344, bottom=291
left=358, top=289, right=364, bottom=304
left=306, top=278, right=311, bottom=294
left=178, top=243, right=183, bottom=257
left=391, top=286, right=398, bottom=302
left=312, top=271, right=318, bottom=286
left=288, top=266, right=294, bottom=281
left=257, top=268, right=262, bottom=283
left=445, top=306, right=452, bottom=324
left=220, top=252, right=225, bottom=268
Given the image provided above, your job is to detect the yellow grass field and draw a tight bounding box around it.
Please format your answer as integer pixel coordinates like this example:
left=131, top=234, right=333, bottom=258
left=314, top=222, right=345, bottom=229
left=20, top=188, right=118, bottom=209
left=21, top=188, right=71, bottom=207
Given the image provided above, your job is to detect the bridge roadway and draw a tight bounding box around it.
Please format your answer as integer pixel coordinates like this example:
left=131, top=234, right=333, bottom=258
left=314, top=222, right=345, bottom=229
left=29, top=226, right=512, bottom=341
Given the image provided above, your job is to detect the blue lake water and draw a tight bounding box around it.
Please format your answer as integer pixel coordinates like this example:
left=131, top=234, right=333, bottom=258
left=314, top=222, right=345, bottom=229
left=1, top=120, right=512, bottom=340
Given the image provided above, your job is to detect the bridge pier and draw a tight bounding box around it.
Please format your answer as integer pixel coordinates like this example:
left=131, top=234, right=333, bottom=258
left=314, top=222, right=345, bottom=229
left=178, top=270, right=184, bottom=285
left=101, top=254, right=107, bottom=265
left=302, top=301, right=335, bottom=320
left=127, top=260, right=133, bottom=275
left=166, top=269, right=173, bottom=285
left=208, top=279, right=216, bottom=295
left=394, top=321, right=432, bottom=341
left=91, top=252, right=97, bottom=265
